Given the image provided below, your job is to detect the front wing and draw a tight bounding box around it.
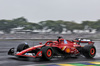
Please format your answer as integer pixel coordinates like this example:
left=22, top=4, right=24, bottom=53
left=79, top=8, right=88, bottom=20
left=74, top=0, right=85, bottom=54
left=8, top=48, right=43, bottom=58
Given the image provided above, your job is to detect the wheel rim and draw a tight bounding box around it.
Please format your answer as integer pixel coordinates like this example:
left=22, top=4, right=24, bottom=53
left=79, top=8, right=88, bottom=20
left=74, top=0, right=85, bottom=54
left=90, top=48, right=95, bottom=55
left=46, top=49, right=52, bottom=57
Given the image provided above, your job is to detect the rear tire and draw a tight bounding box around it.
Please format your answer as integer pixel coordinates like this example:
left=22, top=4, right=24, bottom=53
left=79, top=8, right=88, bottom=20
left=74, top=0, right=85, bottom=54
left=17, top=44, right=29, bottom=52
left=41, top=46, right=54, bottom=60
left=82, top=45, right=96, bottom=58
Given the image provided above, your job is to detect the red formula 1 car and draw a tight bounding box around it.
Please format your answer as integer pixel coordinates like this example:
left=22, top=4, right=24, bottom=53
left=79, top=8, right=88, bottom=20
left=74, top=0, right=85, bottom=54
left=8, top=38, right=96, bottom=60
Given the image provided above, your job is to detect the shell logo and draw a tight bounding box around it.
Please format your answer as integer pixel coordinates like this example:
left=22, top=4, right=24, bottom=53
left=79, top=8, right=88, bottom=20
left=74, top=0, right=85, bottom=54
left=66, top=48, right=70, bottom=53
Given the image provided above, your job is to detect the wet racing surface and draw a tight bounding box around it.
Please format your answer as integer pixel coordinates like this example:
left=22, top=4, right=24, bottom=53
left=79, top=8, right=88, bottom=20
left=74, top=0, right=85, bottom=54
left=0, top=40, right=100, bottom=66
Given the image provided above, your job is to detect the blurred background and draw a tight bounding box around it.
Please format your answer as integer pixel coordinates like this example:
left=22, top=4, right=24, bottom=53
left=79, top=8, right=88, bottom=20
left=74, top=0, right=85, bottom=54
left=0, top=0, right=100, bottom=40
left=0, top=17, right=100, bottom=40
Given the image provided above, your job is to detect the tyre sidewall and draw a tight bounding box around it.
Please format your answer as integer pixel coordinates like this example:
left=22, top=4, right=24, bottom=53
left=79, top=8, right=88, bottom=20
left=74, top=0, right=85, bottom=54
left=82, top=45, right=96, bottom=58
left=17, top=44, right=29, bottom=52
left=41, top=46, right=54, bottom=60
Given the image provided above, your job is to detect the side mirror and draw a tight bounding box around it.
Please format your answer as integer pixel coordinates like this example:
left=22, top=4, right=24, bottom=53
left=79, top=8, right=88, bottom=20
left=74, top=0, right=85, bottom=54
left=39, top=42, right=42, bottom=44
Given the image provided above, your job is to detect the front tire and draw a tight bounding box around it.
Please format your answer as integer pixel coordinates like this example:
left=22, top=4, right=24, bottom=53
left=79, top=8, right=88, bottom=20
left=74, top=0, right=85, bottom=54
left=82, top=45, right=96, bottom=58
left=17, top=44, right=29, bottom=52
left=41, top=46, right=54, bottom=60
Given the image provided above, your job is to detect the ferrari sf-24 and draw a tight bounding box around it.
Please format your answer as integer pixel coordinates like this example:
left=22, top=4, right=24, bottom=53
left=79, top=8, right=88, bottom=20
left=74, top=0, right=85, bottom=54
left=8, top=38, right=96, bottom=60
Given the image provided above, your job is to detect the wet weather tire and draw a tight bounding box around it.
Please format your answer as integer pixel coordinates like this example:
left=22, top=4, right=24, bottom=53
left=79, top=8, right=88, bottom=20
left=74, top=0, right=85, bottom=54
left=41, top=46, right=54, bottom=60
left=17, top=44, right=29, bottom=52
left=82, top=45, right=96, bottom=58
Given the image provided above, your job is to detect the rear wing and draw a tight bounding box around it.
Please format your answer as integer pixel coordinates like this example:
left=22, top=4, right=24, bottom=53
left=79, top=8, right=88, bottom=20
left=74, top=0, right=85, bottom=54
left=73, top=38, right=94, bottom=45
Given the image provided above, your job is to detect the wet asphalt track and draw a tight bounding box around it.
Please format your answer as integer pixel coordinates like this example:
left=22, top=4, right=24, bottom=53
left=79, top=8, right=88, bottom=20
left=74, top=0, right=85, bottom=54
left=0, top=40, right=100, bottom=66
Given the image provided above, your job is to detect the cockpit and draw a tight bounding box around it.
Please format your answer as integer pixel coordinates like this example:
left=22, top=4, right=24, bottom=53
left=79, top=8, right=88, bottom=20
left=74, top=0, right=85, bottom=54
left=59, top=39, right=67, bottom=44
